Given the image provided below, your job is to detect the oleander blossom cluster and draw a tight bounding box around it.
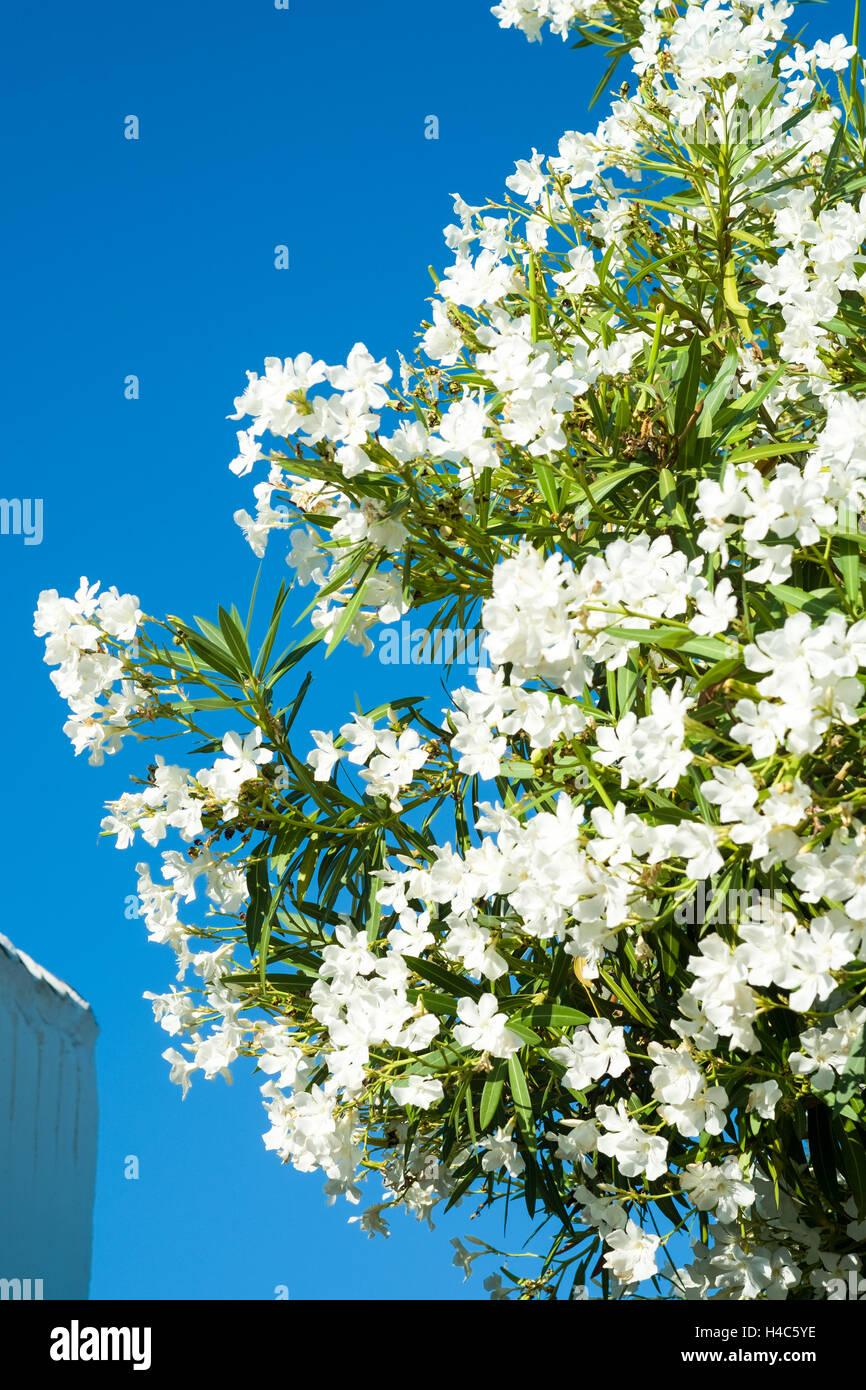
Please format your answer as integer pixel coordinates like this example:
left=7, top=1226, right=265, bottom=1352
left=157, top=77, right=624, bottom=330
left=491, top=0, right=612, bottom=43
left=34, top=578, right=143, bottom=764
left=224, top=0, right=862, bottom=661
left=35, top=0, right=866, bottom=1301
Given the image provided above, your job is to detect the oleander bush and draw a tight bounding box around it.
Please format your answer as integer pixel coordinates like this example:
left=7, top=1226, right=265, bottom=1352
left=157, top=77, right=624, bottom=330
left=37, top=0, right=866, bottom=1299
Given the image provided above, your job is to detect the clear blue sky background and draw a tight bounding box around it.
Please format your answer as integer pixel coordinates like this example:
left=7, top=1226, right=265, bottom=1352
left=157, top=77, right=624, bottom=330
left=1, top=0, right=854, bottom=1300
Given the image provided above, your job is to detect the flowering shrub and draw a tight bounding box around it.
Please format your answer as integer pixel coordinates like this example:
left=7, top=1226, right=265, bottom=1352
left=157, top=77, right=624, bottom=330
left=37, top=0, right=866, bottom=1299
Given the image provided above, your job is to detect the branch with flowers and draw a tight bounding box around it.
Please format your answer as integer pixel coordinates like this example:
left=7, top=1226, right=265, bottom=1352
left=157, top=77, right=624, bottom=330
left=36, top=0, right=866, bottom=1299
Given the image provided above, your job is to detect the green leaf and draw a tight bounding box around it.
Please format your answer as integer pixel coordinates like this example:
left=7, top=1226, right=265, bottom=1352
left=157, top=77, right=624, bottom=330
left=692, top=655, right=741, bottom=695
left=244, top=848, right=272, bottom=954
left=254, top=581, right=289, bottom=677
left=807, top=1103, right=841, bottom=1207
left=658, top=469, right=689, bottom=528
left=822, top=1024, right=866, bottom=1115
left=835, top=1120, right=866, bottom=1215
left=587, top=43, right=629, bottom=110
left=508, top=1053, right=536, bottom=1152
left=836, top=504, right=862, bottom=607
left=819, top=119, right=846, bottom=194
left=682, top=635, right=740, bottom=661
left=654, top=1191, right=687, bottom=1228
left=365, top=875, right=383, bottom=947
left=697, top=346, right=739, bottom=438
left=512, top=1004, right=590, bottom=1032
left=218, top=605, right=253, bottom=678
left=597, top=967, right=655, bottom=1026
left=573, top=464, right=654, bottom=520
left=416, top=989, right=460, bottom=1017
left=325, top=558, right=376, bottom=656
left=767, top=584, right=837, bottom=620
left=182, top=630, right=245, bottom=681
left=443, top=1155, right=483, bottom=1213
left=505, top=1018, right=544, bottom=1046
left=480, top=1059, right=508, bottom=1130
left=267, top=627, right=325, bottom=687
left=164, top=694, right=241, bottom=714
left=606, top=624, right=738, bottom=662
left=674, top=335, right=702, bottom=436
left=404, top=956, right=482, bottom=1001
left=713, top=363, right=787, bottom=446
left=656, top=921, right=683, bottom=981
left=616, top=658, right=639, bottom=715
left=605, top=622, right=686, bottom=646
left=523, top=1149, right=537, bottom=1218
left=232, top=972, right=311, bottom=997
left=532, top=460, right=559, bottom=513
left=531, top=1150, right=574, bottom=1231
left=726, top=440, right=812, bottom=465
left=192, top=614, right=233, bottom=651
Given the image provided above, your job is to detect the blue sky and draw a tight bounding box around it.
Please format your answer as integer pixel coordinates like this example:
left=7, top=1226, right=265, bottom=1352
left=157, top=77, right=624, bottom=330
left=2, top=0, right=855, bottom=1300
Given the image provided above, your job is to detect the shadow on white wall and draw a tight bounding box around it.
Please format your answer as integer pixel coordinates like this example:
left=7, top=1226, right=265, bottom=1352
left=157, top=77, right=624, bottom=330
left=0, top=934, right=98, bottom=1300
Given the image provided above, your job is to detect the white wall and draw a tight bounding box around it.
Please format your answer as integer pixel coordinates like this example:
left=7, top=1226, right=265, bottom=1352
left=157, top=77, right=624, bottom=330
left=0, top=933, right=98, bottom=1299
